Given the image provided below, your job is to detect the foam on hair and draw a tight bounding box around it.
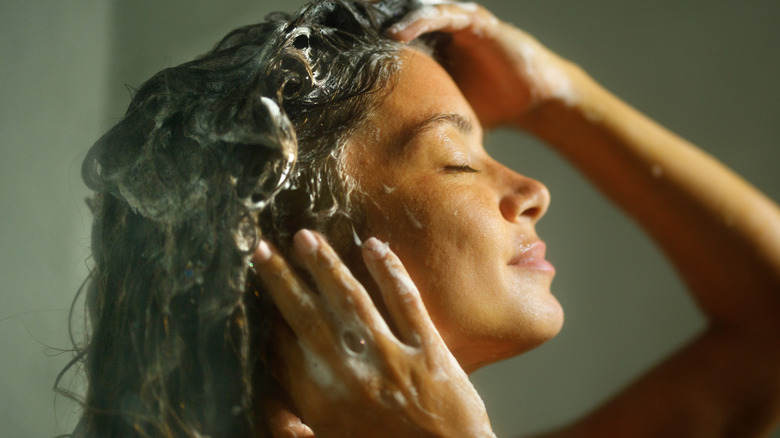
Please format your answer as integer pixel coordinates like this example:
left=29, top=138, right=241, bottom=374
left=66, top=1, right=422, bottom=437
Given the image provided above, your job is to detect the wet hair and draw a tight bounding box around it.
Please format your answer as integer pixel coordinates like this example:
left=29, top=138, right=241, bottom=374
left=61, top=1, right=422, bottom=436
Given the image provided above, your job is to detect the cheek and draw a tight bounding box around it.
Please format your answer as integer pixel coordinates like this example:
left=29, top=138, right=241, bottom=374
left=374, top=182, right=503, bottom=279
left=363, top=181, right=504, bottom=287
left=385, top=195, right=506, bottom=310
left=378, top=191, right=478, bottom=257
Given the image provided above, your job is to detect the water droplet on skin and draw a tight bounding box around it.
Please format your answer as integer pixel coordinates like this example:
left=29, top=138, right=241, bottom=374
left=342, top=331, right=366, bottom=355
left=404, top=207, right=423, bottom=229
left=393, top=391, right=408, bottom=406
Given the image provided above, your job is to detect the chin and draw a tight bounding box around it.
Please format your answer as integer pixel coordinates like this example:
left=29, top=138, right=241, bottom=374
left=525, top=294, right=565, bottom=349
left=534, top=295, right=566, bottom=338
left=455, top=300, right=565, bottom=374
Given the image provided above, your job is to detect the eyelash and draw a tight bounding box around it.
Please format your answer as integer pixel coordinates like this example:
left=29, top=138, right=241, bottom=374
left=444, top=164, right=480, bottom=173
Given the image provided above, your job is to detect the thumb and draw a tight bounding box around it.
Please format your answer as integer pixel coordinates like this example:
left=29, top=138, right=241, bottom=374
left=264, top=386, right=316, bottom=438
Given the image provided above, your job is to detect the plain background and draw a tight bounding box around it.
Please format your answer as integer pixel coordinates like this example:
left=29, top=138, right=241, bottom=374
left=2, top=1, right=779, bottom=437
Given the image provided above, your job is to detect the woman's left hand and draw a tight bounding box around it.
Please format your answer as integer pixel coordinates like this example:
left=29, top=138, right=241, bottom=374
left=386, top=1, right=580, bottom=129
left=252, top=229, right=495, bottom=438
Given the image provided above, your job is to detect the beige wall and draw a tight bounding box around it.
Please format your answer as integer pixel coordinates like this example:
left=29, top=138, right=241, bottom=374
left=1, top=1, right=778, bottom=437
left=0, top=2, right=111, bottom=436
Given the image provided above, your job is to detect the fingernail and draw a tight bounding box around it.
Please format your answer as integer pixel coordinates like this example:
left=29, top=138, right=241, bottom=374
left=255, top=239, right=272, bottom=263
left=386, top=22, right=407, bottom=35
left=294, top=229, right=319, bottom=255
left=363, top=237, right=389, bottom=260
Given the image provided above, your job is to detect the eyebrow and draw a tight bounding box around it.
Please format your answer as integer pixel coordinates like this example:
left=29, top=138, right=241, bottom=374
left=412, top=113, right=474, bottom=137
left=392, top=113, right=474, bottom=156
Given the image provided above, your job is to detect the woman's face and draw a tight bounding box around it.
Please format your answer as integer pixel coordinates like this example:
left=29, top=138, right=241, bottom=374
left=344, top=49, right=563, bottom=373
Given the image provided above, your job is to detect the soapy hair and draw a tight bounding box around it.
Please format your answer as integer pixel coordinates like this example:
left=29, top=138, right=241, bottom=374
left=61, top=1, right=422, bottom=436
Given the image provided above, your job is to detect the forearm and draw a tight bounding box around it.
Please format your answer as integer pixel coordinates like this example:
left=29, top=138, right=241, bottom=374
left=519, top=66, right=780, bottom=329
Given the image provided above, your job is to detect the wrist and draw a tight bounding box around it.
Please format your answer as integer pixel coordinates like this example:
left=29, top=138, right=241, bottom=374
left=514, top=64, right=627, bottom=152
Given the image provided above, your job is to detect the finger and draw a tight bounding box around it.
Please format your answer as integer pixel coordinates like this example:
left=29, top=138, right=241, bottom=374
left=292, top=229, right=394, bottom=341
left=268, top=318, right=305, bottom=395
left=269, top=315, right=344, bottom=402
left=252, top=239, right=334, bottom=346
left=386, top=3, right=495, bottom=43
left=264, top=387, right=316, bottom=438
left=361, top=237, right=436, bottom=347
left=270, top=316, right=350, bottom=432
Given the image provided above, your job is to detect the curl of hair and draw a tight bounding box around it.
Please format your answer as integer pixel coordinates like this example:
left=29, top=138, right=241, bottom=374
left=68, top=1, right=419, bottom=436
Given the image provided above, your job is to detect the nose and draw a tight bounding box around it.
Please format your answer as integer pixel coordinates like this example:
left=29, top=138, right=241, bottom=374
left=498, top=169, right=550, bottom=224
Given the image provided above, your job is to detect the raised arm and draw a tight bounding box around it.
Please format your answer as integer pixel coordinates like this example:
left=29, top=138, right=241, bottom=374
left=390, top=3, right=780, bottom=436
left=524, top=50, right=780, bottom=438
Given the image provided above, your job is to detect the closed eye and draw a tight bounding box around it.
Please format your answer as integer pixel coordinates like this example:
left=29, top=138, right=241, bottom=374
left=444, top=164, right=480, bottom=173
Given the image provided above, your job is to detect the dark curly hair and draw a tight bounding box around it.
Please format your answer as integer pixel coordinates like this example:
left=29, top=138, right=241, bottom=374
left=61, top=1, right=424, bottom=436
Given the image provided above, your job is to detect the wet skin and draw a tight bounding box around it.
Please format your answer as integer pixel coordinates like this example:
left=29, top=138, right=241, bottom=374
left=344, top=49, right=563, bottom=373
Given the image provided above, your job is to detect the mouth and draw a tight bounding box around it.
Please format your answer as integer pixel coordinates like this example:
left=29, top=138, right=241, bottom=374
left=509, top=241, right=556, bottom=274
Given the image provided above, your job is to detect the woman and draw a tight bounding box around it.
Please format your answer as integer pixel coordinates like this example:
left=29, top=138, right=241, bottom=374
left=254, top=1, right=780, bottom=437
left=68, top=0, right=780, bottom=436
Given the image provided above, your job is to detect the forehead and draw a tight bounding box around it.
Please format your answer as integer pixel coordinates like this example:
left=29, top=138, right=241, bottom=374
left=351, top=48, right=481, bottom=155
left=383, top=49, right=477, bottom=123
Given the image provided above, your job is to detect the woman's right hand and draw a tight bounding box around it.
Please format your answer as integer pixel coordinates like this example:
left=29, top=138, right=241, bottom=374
left=252, top=229, right=495, bottom=438
left=387, top=1, right=582, bottom=129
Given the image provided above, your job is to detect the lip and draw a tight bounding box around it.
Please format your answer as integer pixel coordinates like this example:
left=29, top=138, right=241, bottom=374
left=509, top=241, right=556, bottom=274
